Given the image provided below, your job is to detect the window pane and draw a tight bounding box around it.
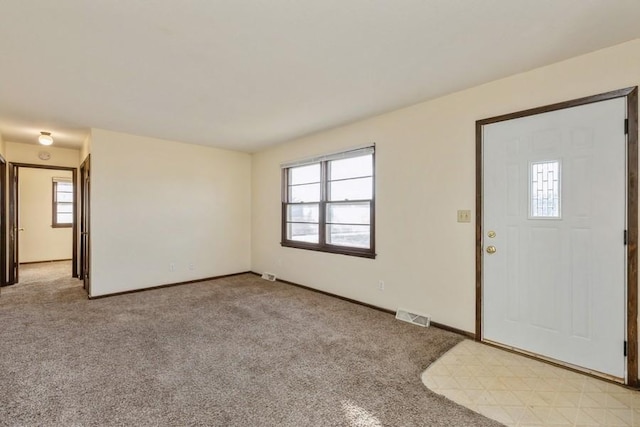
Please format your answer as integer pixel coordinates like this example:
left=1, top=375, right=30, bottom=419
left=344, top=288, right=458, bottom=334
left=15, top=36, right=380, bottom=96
left=287, top=222, right=319, bottom=243
left=57, top=213, right=73, bottom=224
left=329, top=177, right=372, bottom=201
left=327, top=202, right=370, bottom=225
left=327, top=224, right=370, bottom=248
left=329, top=154, right=372, bottom=180
left=289, top=164, right=320, bottom=185
left=289, top=183, right=320, bottom=202
left=57, top=203, right=73, bottom=214
left=287, top=204, right=319, bottom=223
left=56, top=182, right=73, bottom=192
left=530, top=160, right=561, bottom=218
left=57, top=192, right=74, bottom=203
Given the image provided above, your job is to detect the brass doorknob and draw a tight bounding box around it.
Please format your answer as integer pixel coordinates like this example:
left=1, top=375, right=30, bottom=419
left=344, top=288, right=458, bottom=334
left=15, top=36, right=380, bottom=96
left=486, top=245, right=497, bottom=254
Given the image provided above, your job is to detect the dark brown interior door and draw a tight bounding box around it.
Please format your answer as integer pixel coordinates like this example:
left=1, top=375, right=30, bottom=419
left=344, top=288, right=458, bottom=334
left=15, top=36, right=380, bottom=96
left=8, top=164, right=18, bottom=285
left=0, top=156, right=6, bottom=287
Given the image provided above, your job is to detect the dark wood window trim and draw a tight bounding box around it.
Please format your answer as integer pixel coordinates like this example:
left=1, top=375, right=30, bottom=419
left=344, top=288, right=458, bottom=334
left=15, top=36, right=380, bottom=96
left=52, top=179, right=73, bottom=228
left=475, top=86, right=638, bottom=386
left=281, top=149, right=376, bottom=259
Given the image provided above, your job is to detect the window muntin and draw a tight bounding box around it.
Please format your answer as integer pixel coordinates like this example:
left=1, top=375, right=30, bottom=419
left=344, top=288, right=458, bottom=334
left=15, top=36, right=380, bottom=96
left=282, top=148, right=375, bottom=258
left=530, top=160, right=561, bottom=218
left=287, top=222, right=319, bottom=244
left=53, top=178, right=73, bottom=227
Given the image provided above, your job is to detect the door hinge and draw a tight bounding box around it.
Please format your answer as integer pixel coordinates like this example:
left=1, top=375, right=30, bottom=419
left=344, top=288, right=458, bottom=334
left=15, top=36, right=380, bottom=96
left=625, top=119, right=629, bottom=135
left=624, top=340, right=628, bottom=357
left=624, top=230, right=628, bottom=245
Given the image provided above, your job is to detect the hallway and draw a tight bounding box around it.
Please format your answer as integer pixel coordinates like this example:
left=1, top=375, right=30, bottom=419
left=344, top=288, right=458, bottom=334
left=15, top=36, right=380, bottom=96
left=0, top=260, right=85, bottom=304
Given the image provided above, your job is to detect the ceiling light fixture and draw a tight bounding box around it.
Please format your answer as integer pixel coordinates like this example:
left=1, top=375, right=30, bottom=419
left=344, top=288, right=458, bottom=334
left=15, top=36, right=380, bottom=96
left=38, top=131, right=53, bottom=146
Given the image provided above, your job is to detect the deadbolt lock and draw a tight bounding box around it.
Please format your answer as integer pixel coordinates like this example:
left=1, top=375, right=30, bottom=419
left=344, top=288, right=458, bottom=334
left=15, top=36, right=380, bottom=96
left=487, top=231, right=496, bottom=238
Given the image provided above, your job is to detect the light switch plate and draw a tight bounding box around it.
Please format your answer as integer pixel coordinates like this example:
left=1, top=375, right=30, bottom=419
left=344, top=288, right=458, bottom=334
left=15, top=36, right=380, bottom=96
left=457, top=210, right=471, bottom=223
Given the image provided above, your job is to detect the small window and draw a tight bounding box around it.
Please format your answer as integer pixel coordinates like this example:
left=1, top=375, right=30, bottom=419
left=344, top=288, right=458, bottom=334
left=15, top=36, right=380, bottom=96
left=53, top=178, right=73, bottom=227
left=530, top=160, right=561, bottom=218
left=282, top=147, right=375, bottom=258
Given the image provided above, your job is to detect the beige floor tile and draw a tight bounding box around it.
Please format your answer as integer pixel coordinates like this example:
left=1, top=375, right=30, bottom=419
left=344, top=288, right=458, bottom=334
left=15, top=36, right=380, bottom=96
left=478, top=375, right=509, bottom=390
left=444, top=389, right=473, bottom=406
left=502, top=405, right=527, bottom=423
left=422, top=340, right=640, bottom=427
left=519, top=407, right=547, bottom=425
left=544, top=407, right=574, bottom=425
left=557, top=406, right=579, bottom=424
left=430, top=374, right=459, bottom=390
left=581, top=392, right=609, bottom=408
left=499, top=376, right=532, bottom=391
left=455, top=375, right=484, bottom=390
left=488, top=389, right=523, bottom=406
left=534, top=390, right=558, bottom=406
left=554, top=391, right=582, bottom=407
left=607, top=394, right=633, bottom=409
left=606, top=408, right=633, bottom=426
left=512, top=390, right=551, bottom=407
left=613, top=393, right=640, bottom=409
left=476, top=404, right=517, bottom=425
left=578, top=407, right=606, bottom=424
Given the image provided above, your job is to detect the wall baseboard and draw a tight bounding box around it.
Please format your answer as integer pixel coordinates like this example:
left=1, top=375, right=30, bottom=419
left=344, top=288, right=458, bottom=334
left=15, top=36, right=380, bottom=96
left=249, top=271, right=475, bottom=339
left=88, top=271, right=251, bottom=299
left=19, top=258, right=72, bottom=265
left=89, top=270, right=476, bottom=339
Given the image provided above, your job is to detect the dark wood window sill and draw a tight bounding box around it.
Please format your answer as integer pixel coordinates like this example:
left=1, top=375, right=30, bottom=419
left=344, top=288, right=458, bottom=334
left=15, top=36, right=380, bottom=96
left=281, top=240, right=376, bottom=259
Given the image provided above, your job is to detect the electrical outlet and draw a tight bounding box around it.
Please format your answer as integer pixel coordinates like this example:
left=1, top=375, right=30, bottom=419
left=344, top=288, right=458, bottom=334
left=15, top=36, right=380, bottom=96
left=457, top=210, right=471, bottom=223
left=378, top=280, right=385, bottom=291
left=169, top=263, right=175, bottom=272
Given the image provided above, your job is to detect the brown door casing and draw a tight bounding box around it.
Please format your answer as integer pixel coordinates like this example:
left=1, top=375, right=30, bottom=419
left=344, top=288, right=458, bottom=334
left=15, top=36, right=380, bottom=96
left=0, top=154, right=7, bottom=286
left=476, top=87, right=638, bottom=385
left=8, top=164, right=19, bottom=285
left=80, top=156, right=91, bottom=294
left=7, top=163, right=79, bottom=285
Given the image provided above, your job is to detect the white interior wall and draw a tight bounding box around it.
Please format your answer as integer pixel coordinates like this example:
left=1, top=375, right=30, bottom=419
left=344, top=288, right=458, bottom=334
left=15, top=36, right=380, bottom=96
left=89, top=129, right=251, bottom=297
left=80, top=131, right=91, bottom=164
left=5, top=142, right=80, bottom=168
left=18, top=168, right=73, bottom=263
left=251, top=38, right=640, bottom=334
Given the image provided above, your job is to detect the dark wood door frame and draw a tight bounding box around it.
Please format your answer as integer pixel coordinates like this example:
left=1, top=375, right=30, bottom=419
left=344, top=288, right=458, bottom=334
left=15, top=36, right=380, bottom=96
left=475, top=87, right=639, bottom=386
left=8, top=164, right=18, bottom=285
left=79, top=156, right=90, bottom=295
left=7, top=162, right=79, bottom=285
left=0, top=154, right=7, bottom=286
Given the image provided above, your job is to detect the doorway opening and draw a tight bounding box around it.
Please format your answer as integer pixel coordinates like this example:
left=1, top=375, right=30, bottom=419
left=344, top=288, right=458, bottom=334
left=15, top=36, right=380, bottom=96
left=5, top=163, right=82, bottom=297
left=476, top=87, right=638, bottom=385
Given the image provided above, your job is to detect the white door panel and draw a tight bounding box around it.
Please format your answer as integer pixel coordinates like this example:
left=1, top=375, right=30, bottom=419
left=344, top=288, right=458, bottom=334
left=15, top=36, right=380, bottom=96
left=483, top=98, right=626, bottom=378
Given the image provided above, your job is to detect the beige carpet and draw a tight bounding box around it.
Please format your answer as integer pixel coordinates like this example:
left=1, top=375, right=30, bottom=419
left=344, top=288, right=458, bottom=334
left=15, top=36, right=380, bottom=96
left=0, top=268, right=501, bottom=426
left=1, top=260, right=85, bottom=304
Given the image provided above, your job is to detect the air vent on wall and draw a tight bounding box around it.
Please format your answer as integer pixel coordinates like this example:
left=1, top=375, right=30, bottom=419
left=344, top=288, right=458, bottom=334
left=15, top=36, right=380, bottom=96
left=395, top=308, right=431, bottom=327
left=261, top=272, right=277, bottom=281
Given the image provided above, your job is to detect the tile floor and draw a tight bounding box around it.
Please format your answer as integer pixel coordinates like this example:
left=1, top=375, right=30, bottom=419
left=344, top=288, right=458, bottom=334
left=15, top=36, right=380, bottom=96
left=422, top=340, right=640, bottom=426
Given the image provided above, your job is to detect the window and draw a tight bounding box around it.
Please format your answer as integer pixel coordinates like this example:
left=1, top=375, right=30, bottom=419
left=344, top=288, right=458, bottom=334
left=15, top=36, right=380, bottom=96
left=530, top=160, right=561, bottom=218
left=53, top=178, right=73, bottom=227
left=282, top=147, right=375, bottom=258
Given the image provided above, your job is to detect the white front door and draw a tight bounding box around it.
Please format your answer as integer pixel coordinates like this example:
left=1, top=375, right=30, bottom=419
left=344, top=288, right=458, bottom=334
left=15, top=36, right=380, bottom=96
left=482, top=97, right=627, bottom=379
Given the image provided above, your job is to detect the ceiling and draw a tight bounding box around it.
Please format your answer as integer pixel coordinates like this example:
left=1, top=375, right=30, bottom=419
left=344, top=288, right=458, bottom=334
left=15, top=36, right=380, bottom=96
left=0, top=1, right=639, bottom=152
